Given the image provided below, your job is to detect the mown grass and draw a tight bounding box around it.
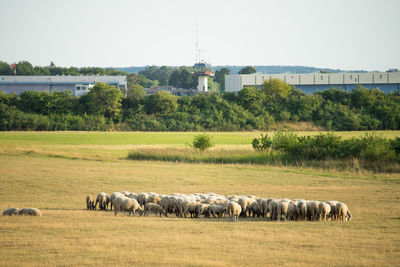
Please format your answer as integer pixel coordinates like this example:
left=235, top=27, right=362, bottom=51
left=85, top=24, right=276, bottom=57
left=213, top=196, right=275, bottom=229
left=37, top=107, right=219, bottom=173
left=0, top=154, right=399, bottom=266
left=1, top=130, right=399, bottom=146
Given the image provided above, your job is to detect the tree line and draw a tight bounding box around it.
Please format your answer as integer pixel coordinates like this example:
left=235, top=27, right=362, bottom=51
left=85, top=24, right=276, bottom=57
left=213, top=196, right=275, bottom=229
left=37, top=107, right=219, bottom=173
left=1, top=77, right=400, bottom=131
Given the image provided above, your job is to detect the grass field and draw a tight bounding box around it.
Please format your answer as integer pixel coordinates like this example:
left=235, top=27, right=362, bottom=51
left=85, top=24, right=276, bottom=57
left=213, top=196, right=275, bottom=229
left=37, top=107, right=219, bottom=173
left=0, top=131, right=400, bottom=266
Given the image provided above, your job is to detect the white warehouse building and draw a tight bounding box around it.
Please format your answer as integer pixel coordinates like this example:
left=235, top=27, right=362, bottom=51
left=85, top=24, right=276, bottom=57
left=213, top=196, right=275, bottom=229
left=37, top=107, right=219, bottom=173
left=0, top=75, right=127, bottom=97
left=225, top=72, right=400, bottom=94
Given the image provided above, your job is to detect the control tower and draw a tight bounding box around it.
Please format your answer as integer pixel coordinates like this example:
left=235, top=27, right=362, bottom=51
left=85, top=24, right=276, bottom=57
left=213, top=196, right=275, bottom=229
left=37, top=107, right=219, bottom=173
left=193, top=62, right=214, bottom=92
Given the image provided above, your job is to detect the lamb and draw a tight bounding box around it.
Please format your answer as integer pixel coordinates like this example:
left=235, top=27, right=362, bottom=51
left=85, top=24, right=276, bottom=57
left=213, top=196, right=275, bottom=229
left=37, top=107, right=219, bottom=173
left=113, top=196, right=143, bottom=216
left=143, top=203, right=166, bottom=217
left=86, top=195, right=95, bottom=210
left=335, top=202, right=352, bottom=222
left=227, top=201, right=242, bottom=222
left=17, top=208, right=42, bottom=216
left=2, top=207, right=19, bottom=216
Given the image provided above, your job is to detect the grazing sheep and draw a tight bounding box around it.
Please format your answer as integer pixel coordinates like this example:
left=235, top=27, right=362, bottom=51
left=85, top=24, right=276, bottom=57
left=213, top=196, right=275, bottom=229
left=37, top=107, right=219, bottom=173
left=209, top=204, right=226, bottom=218
left=2, top=207, right=19, bottom=216
left=238, top=197, right=253, bottom=218
left=183, top=201, right=200, bottom=218
left=161, top=196, right=174, bottom=216
left=143, top=203, right=165, bottom=217
left=86, top=195, right=95, bottom=210
left=110, top=192, right=124, bottom=210
left=196, top=203, right=210, bottom=218
left=277, top=201, right=289, bottom=221
left=148, top=195, right=162, bottom=205
left=268, top=200, right=279, bottom=221
left=17, top=208, right=42, bottom=216
left=248, top=201, right=261, bottom=218
left=227, top=201, right=242, bottom=222
left=137, top=193, right=149, bottom=207
left=296, top=201, right=307, bottom=221
left=326, top=201, right=339, bottom=221
left=259, top=199, right=269, bottom=219
left=335, top=202, right=352, bottom=222
left=287, top=203, right=298, bottom=221
left=318, top=202, right=331, bottom=221
left=113, top=196, right=143, bottom=216
left=95, top=192, right=109, bottom=210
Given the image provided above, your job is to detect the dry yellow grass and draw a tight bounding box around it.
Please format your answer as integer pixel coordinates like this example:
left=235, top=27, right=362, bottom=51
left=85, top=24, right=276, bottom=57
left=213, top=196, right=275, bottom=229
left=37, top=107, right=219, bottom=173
left=0, top=154, right=399, bottom=266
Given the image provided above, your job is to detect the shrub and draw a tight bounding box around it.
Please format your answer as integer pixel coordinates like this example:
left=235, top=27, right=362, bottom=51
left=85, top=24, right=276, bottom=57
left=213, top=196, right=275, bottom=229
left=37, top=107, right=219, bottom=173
left=192, top=134, right=213, bottom=151
left=252, top=134, right=272, bottom=151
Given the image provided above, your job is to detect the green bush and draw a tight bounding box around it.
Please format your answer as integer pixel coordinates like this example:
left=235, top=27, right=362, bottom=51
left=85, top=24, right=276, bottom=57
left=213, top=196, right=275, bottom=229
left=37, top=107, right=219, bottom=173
left=192, top=134, right=213, bottom=151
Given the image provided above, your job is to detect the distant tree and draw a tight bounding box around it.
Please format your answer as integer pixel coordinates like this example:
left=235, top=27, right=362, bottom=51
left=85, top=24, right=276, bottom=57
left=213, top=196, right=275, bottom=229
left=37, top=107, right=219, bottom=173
left=16, top=61, right=34, bottom=75
left=238, top=66, right=256, bottom=74
left=127, top=73, right=158, bottom=88
left=144, top=91, right=178, bottom=115
left=169, top=67, right=196, bottom=89
left=214, top=67, right=230, bottom=92
left=262, top=78, right=293, bottom=103
left=238, top=86, right=263, bottom=113
left=81, top=82, right=123, bottom=120
left=125, top=84, right=146, bottom=109
left=0, top=61, right=10, bottom=75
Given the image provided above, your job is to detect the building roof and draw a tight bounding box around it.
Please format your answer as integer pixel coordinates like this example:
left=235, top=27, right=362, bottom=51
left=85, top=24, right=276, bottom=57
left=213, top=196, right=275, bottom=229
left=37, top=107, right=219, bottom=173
left=0, top=75, right=127, bottom=84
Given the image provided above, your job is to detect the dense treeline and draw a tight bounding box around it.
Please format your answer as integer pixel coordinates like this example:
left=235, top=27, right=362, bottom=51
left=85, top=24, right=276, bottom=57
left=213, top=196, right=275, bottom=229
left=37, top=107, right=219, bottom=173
left=1, top=77, right=400, bottom=131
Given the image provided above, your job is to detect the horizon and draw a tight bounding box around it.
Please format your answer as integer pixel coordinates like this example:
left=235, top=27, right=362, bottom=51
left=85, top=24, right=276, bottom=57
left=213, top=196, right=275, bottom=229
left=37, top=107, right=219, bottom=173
left=1, top=0, right=399, bottom=71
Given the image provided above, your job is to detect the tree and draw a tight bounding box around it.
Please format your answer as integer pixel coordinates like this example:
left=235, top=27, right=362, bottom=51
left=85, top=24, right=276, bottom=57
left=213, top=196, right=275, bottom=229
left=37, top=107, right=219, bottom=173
left=144, top=91, right=178, bottom=115
left=169, top=67, right=196, bottom=89
left=262, top=78, right=293, bottom=103
left=127, top=73, right=158, bottom=88
left=16, top=61, right=34, bottom=75
left=81, top=82, right=123, bottom=120
left=238, top=86, right=263, bottom=113
left=214, top=68, right=230, bottom=92
left=238, top=66, right=256, bottom=74
left=125, top=84, right=146, bottom=109
left=192, top=133, right=213, bottom=151
left=0, top=61, right=10, bottom=75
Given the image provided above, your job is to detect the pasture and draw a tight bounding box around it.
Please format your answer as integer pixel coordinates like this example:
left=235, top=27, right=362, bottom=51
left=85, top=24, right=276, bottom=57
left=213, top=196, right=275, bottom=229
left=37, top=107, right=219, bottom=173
left=0, top=131, right=399, bottom=266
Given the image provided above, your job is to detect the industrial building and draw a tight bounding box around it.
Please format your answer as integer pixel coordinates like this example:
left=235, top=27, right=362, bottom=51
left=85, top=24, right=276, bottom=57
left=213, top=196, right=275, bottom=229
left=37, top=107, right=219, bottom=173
left=0, top=75, right=127, bottom=96
left=225, top=72, right=400, bottom=94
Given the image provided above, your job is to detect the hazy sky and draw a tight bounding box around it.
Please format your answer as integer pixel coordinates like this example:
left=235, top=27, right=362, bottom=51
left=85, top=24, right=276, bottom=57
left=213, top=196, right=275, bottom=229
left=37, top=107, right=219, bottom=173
left=1, top=0, right=399, bottom=71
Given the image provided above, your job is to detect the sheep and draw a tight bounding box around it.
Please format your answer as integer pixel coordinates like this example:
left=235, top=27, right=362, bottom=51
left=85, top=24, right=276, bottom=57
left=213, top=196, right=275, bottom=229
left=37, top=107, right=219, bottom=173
left=110, top=192, right=124, bottom=210
left=227, top=201, right=242, bottom=222
left=148, top=195, right=162, bottom=205
left=160, top=196, right=174, bottom=216
left=277, top=201, right=289, bottom=221
left=86, top=195, right=95, bottom=210
left=196, top=203, right=210, bottom=218
left=309, top=201, right=320, bottom=221
left=259, top=199, right=269, bottom=219
left=137, top=192, right=149, bottom=207
left=95, top=192, right=109, bottom=210
left=318, top=202, right=331, bottom=221
left=209, top=204, right=226, bottom=218
left=326, top=201, right=339, bottom=220
left=113, top=196, right=143, bottom=216
left=183, top=201, right=200, bottom=218
left=143, top=203, right=165, bottom=217
left=335, top=202, right=352, bottom=222
left=268, top=200, right=279, bottom=221
left=296, top=201, right=307, bottom=221
left=287, top=203, right=298, bottom=221
left=238, top=197, right=252, bottom=218
left=248, top=201, right=262, bottom=217
left=2, top=207, right=19, bottom=216
left=17, top=208, right=42, bottom=216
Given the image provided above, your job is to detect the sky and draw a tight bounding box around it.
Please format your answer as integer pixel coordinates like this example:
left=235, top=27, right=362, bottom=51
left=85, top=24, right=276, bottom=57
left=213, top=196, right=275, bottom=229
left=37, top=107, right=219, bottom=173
left=0, top=0, right=399, bottom=71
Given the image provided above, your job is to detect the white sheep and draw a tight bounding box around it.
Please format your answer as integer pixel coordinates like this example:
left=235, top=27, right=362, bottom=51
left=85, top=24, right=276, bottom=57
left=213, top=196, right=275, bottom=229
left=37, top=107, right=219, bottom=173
left=113, top=196, right=142, bottom=216
left=227, top=201, right=242, bottom=222
left=17, top=208, right=42, bottom=216
left=2, top=207, right=19, bottom=216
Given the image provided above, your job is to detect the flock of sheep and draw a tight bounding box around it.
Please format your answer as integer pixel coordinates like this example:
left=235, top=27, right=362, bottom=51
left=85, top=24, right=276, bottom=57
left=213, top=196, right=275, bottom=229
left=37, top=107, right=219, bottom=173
left=2, top=207, right=42, bottom=216
left=87, top=191, right=352, bottom=222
